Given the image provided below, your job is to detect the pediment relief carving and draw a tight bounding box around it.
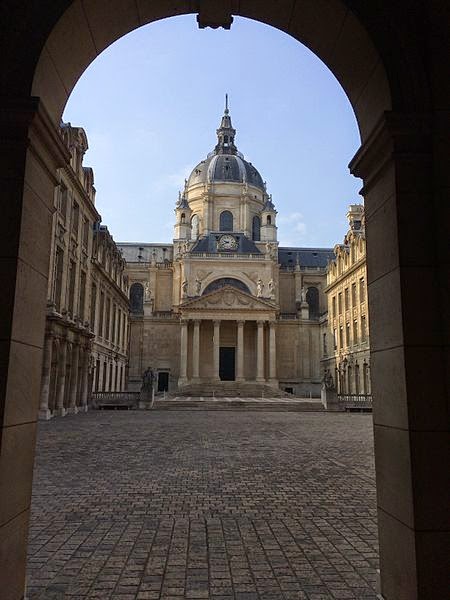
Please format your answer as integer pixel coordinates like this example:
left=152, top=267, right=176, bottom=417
left=181, top=285, right=275, bottom=311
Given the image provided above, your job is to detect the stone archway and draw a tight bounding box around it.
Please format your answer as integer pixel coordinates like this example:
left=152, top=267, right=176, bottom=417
left=0, top=3, right=448, bottom=600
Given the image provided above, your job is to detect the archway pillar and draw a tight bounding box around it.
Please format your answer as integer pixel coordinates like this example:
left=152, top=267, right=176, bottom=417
left=350, top=112, right=448, bottom=600
left=38, top=333, right=54, bottom=420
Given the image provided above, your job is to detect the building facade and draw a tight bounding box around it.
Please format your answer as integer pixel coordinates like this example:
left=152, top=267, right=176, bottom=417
left=119, top=106, right=334, bottom=396
left=38, top=124, right=129, bottom=419
left=320, top=205, right=371, bottom=395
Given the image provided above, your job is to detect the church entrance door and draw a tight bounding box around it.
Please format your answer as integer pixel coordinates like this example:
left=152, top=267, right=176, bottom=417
left=157, top=372, right=169, bottom=392
left=219, top=347, right=235, bottom=381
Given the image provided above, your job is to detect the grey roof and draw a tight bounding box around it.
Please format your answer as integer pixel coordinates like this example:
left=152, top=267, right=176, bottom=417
left=278, top=247, right=335, bottom=268
left=191, top=233, right=261, bottom=254
left=187, top=153, right=265, bottom=190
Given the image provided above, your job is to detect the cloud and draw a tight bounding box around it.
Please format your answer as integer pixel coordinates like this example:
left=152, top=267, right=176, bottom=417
left=278, top=211, right=308, bottom=246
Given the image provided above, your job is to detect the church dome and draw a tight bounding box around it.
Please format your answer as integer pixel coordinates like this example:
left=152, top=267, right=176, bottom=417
left=188, top=153, right=265, bottom=190
left=187, top=97, right=265, bottom=191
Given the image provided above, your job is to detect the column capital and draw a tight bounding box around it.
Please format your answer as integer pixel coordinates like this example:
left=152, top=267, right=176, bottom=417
left=237, top=319, right=245, bottom=327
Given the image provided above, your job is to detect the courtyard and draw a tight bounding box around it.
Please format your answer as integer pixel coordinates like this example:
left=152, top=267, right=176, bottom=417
left=26, top=410, right=379, bottom=599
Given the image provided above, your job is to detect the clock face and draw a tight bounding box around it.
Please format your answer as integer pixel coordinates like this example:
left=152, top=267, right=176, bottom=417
left=218, top=234, right=238, bottom=251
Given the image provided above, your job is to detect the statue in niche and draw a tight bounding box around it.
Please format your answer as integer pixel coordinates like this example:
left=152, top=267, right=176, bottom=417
left=268, top=278, right=276, bottom=299
left=256, top=278, right=264, bottom=298
left=151, top=249, right=157, bottom=266
left=300, top=286, right=307, bottom=303
left=182, top=280, right=188, bottom=297
left=144, top=282, right=152, bottom=301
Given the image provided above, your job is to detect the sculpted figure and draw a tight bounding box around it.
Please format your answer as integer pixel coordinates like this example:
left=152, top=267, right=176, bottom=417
left=300, top=286, right=307, bottom=303
left=182, top=279, right=188, bottom=297
left=144, top=281, right=151, bottom=301
left=268, top=278, right=276, bottom=298
left=141, top=367, right=155, bottom=393
left=256, top=278, right=264, bottom=298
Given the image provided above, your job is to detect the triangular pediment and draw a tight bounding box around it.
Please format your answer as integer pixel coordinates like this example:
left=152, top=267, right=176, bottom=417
left=180, top=285, right=277, bottom=312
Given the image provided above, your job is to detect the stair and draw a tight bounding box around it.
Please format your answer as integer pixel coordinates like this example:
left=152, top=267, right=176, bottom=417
left=153, top=397, right=323, bottom=412
left=175, top=381, right=292, bottom=398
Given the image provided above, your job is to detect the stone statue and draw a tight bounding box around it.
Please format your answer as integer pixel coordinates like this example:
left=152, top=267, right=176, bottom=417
left=256, top=278, right=264, bottom=298
left=322, top=370, right=335, bottom=391
left=184, top=240, right=190, bottom=254
left=195, top=276, right=202, bottom=296
left=268, top=278, right=276, bottom=299
left=141, top=367, right=155, bottom=393
left=182, top=279, right=188, bottom=297
left=144, top=281, right=151, bottom=301
left=300, top=285, right=307, bottom=303
left=151, top=249, right=157, bottom=266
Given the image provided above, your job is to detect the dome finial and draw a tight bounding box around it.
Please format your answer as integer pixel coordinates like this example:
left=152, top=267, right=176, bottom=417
left=224, top=93, right=229, bottom=115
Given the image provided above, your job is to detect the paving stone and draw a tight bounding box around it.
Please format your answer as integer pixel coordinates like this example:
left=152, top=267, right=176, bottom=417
left=26, top=410, right=379, bottom=599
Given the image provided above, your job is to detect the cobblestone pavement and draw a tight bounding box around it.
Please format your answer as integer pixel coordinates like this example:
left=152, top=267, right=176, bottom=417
left=26, top=410, right=379, bottom=599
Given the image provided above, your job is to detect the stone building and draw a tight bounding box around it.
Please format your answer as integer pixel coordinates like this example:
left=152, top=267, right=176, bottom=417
left=119, top=105, right=334, bottom=396
left=38, top=124, right=128, bottom=419
left=320, top=205, right=371, bottom=395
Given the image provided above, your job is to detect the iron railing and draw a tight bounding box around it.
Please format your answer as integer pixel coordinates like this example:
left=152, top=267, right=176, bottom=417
left=338, top=393, right=372, bottom=411
left=91, top=391, right=140, bottom=409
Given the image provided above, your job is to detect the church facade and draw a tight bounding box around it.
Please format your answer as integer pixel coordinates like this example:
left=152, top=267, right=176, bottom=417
left=119, top=105, right=334, bottom=396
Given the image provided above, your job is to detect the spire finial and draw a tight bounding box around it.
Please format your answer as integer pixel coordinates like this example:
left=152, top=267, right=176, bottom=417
left=225, top=93, right=229, bottom=114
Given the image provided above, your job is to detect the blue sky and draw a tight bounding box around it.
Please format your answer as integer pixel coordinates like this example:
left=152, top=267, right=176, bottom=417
left=64, top=15, right=362, bottom=248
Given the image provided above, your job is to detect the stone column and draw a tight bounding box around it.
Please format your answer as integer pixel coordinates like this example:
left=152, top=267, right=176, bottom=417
left=236, top=320, right=245, bottom=381
left=268, top=321, right=277, bottom=384
left=68, top=342, right=80, bottom=413
left=213, top=320, right=220, bottom=380
left=256, top=321, right=265, bottom=382
left=192, top=319, right=200, bottom=380
left=55, top=338, right=68, bottom=416
left=38, top=334, right=53, bottom=420
left=80, top=348, right=90, bottom=412
left=179, top=319, right=188, bottom=383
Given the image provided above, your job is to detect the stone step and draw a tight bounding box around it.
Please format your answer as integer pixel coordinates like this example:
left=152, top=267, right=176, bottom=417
left=176, top=382, right=292, bottom=398
left=153, top=398, right=324, bottom=412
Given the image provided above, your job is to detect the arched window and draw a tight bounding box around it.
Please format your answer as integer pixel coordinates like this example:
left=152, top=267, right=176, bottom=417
left=219, top=210, right=233, bottom=231
left=306, top=286, right=319, bottom=319
left=129, top=282, right=144, bottom=315
left=203, top=278, right=250, bottom=295
left=191, top=214, right=199, bottom=240
left=180, top=213, right=185, bottom=223
left=252, top=215, right=261, bottom=241
left=266, top=215, right=272, bottom=225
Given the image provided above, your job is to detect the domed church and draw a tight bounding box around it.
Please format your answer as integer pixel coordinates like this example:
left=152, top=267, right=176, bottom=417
left=118, top=100, right=334, bottom=396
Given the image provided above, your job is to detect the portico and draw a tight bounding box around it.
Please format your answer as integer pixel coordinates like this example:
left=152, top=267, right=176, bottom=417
left=178, top=286, right=278, bottom=387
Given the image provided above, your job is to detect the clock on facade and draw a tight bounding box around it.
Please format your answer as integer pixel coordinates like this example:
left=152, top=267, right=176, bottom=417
left=218, top=234, right=238, bottom=251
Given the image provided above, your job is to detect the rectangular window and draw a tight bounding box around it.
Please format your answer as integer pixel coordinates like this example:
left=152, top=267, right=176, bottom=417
left=71, top=201, right=80, bottom=237
left=323, top=332, right=327, bottom=356
left=58, top=184, right=68, bottom=222
left=90, top=284, right=97, bottom=331
left=79, top=270, right=86, bottom=321
left=333, top=329, right=337, bottom=350
left=352, top=282, right=357, bottom=306
left=68, top=260, right=76, bottom=315
left=339, top=325, right=344, bottom=349
left=344, top=287, right=349, bottom=310
left=361, top=314, right=367, bottom=341
left=112, top=303, right=116, bottom=345
left=338, top=292, right=342, bottom=315
left=332, top=296, right=336, bottom=318
left=82, top=217, right=89, bottom=249
left=105, top=297, right=111, bottom=340
left=353, top=319, right=358, bottom=345
left=53, top=246, right=64, bottom=312
left=99, top=291, right=105, bottom=337
left=360, top=277, right=365, bottom=302
left=346, top=322, right=350, bottom=347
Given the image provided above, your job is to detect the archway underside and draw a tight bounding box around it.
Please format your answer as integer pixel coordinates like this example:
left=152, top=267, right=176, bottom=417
left=0, top=2, right=448, bottom=600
